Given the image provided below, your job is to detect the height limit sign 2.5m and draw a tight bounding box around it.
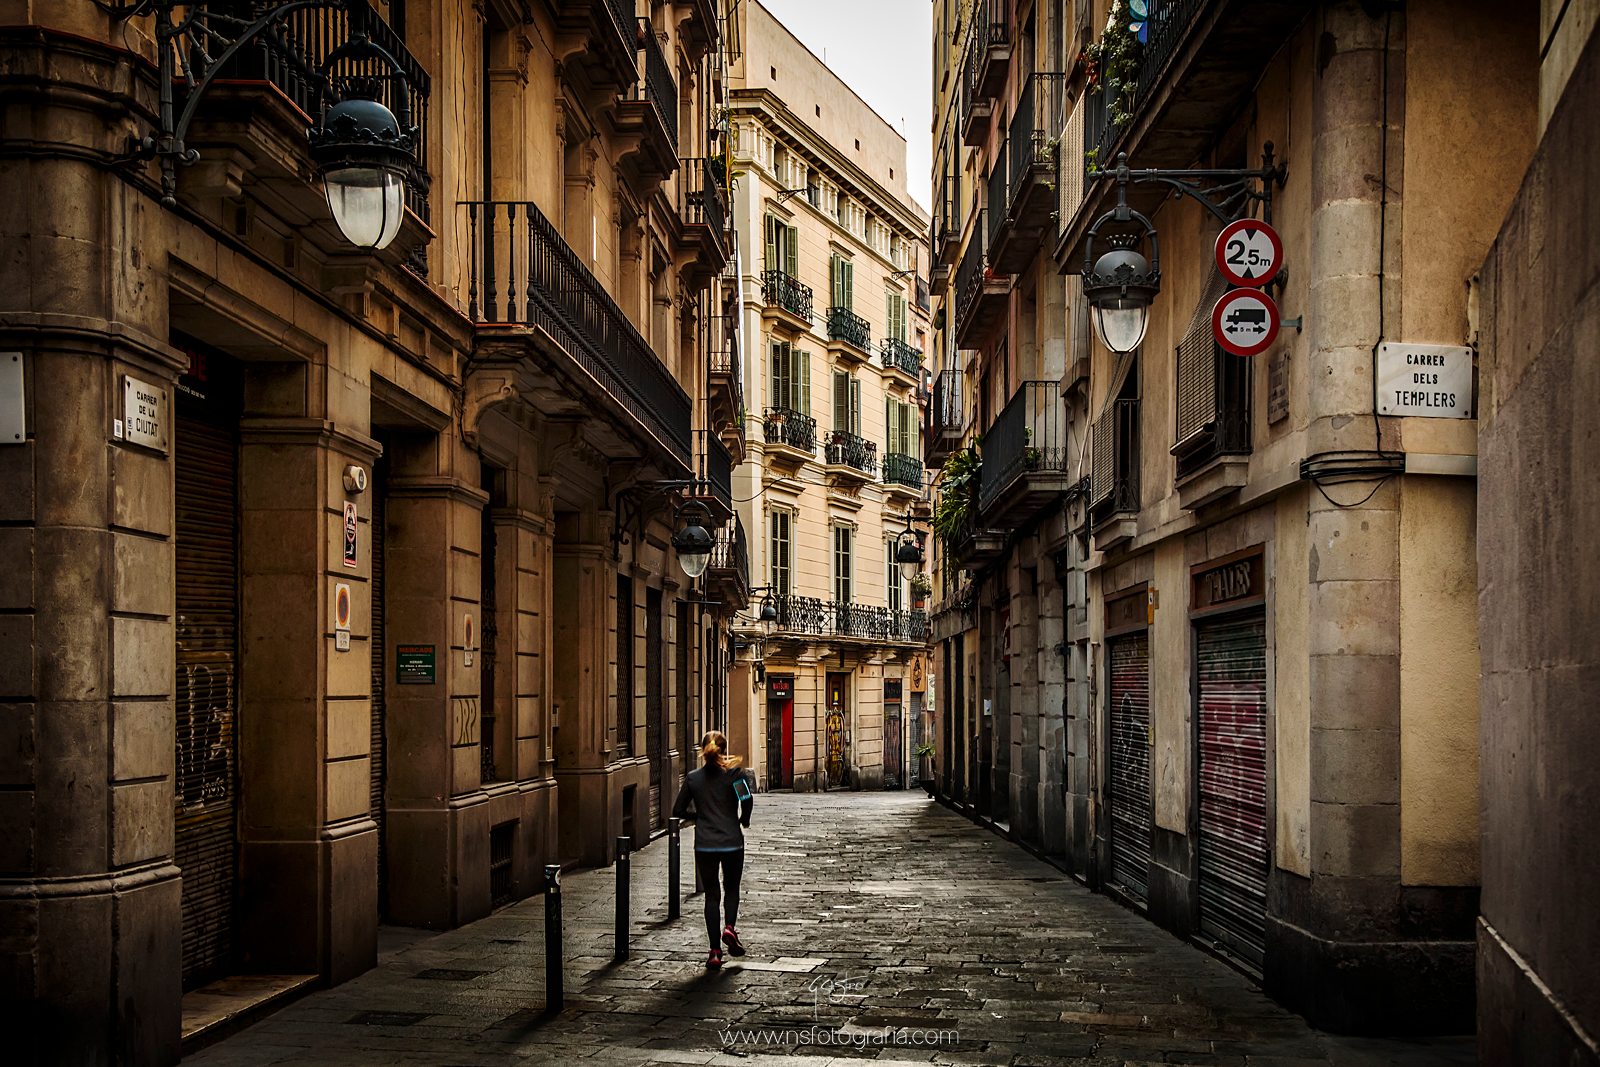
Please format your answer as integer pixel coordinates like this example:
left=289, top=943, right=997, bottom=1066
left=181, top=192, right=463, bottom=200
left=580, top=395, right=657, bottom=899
left=1215, top=218, right=1283, bottom=288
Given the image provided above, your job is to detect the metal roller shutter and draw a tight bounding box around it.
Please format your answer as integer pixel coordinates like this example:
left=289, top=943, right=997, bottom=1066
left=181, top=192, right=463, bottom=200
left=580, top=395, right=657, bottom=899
left=174, top=405, right=240, bottom=990
left=1107, top=633, right=1151, bottom=904
left=370, top=466, right=387, bottom=915
left=1196, top=614, right=1269, bottom=970
left=646, top=588, right=664, bottom=828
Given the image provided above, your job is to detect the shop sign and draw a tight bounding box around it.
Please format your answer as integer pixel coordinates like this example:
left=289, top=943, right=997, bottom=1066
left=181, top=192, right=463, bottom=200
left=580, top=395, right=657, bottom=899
left=396, top=644, right=436, bottom=684
left=768, top=677, right=793, bottom=700
left=1105, top=585, right=1148, bottom=637
left=1191, top=549, right=1265, bottom=612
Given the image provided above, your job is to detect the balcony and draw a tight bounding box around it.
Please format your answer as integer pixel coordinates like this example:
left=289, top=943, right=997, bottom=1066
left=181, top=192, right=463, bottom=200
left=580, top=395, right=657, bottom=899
left=1058, top=0, right=1305, bottom=264
left=948, top=512, right=1007, bottom=568
left=615, top=19, right=679, bottom=181
left=704, top=515, right=750, bottom=609
left=707, top=323, right=743, bottom=436
left=680, top=0, right=721, bottom=58
left=762, top=406, right=816, bottom=467
left=958, top=30, right=995, bottom=147
left=972, top=0, right=1012, bottom=102
left=1173, top=330, right=1252, bottom=509
left=551, top=0, right=640, bottom=95
left=925, top=368, right=964, bottom=466
left=676, top=156, right=730, bottom=281
left=204, top=0, right=433, bottom=275
left=826, top=306, right=872, bottom=365
left=880, top=337, right=923, bottom=390
left=1089, top=398, right=1141, bottom=551
left=977, top=381, right=1076, bottom=527
left=460, top=199, right=692, bottom=469
left=770, top=595, right=926, bottom=645
left=694, top=429, right=734, bottom=525
left=989, top=73, right=1067, bottom=274
left=824, top=429, right=878, bottom=485
left=954, top=214, right=1008, bottom=347
left=761, top=270, right=814, bottom=332
left=883, top=452, right=925, bottom=502
left=933, top=173, right=961, bottom=271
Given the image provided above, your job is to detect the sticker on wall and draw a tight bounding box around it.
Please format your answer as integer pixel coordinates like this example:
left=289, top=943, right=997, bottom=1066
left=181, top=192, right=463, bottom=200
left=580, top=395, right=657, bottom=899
left=343, top=501, right=358, bottom=569
left=463, top=612, right=475, bottom=668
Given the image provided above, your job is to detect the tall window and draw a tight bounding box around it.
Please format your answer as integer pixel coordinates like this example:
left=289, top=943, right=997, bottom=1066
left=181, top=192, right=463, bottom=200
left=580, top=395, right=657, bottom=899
left=769, top=509, right=792, bottom=595
left=885, top=397, right=914, bottom=456
left=833, top=525, right=853, bottom=605
left=616, top=575, right=633, bottom=755
left=763, top=214, right=799, bottom=276
left=832, top=370, right=862, bottom=434
left=885, top=289, right=907, bottom=343
left=769, top=339, right=810, bottom=413
left=887, top=539, right=903, bottom=613
left=830, top=253, right=854, bottom=311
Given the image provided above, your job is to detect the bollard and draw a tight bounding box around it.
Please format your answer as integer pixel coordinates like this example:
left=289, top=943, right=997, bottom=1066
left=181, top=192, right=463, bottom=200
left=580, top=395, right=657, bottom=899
left=543, top=864, right=564, bottom=1015
left=668, top=818, right=681, bottom=921
left=614, top=835, right=630, bottom=962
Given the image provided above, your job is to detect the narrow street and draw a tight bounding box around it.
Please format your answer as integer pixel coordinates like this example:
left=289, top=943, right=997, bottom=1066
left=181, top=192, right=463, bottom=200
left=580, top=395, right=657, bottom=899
left=189, top=794, right=1472, bottom=1066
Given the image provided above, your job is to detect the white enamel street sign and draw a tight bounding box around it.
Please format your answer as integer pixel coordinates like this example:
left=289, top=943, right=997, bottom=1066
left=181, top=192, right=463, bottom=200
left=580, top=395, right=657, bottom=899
left=122, top=375, right=168, bottom=452
left=1376, top=343, right=1474, bottom=418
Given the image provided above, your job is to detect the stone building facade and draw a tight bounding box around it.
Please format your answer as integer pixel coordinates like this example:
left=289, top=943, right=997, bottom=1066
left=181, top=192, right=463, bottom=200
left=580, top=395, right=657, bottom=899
left=721, top=0, right=933, bottom=795
left=927, top=0, right=1542, bottom=1033
left=0, top=0, right=739, bottom=1062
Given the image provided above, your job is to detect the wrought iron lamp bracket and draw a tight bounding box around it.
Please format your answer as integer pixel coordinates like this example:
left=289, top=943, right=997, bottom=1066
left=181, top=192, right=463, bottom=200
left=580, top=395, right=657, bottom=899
left=108, top=0, right=422, bottom=206
left=1087, top=143, right=1288, bottom=228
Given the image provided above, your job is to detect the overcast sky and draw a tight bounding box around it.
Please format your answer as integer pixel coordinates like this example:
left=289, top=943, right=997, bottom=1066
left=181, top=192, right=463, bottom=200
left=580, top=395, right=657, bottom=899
left=757, top=0, right=934, bottom=212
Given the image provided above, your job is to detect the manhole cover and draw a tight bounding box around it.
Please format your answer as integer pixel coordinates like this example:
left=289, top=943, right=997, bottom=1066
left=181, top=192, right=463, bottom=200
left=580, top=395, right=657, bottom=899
left=413, top=968, right=491, bottom=981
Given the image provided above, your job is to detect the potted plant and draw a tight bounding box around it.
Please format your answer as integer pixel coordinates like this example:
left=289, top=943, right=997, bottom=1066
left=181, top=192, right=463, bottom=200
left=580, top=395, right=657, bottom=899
left=913, top=741, right=936, bottom=794
left=932, top=447, right=981, bottom=553
left=910, top=571, right=932, bottom=609
left=1023, top=426, right=1041, bottom=469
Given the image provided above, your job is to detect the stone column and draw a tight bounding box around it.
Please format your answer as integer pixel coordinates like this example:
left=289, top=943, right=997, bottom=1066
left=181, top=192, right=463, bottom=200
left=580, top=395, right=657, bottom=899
left=235, top=419, right=380, bottom=981
left=0, top=333, right=186, bottom=1066
left=379, top=439, right=491, bottom=928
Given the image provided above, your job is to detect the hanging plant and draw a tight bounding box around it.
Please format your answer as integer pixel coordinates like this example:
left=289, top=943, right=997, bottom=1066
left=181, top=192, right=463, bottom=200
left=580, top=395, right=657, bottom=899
left=932, top=446, right=982, bottom=552
left=1083, top=0, right=1144, bottom=142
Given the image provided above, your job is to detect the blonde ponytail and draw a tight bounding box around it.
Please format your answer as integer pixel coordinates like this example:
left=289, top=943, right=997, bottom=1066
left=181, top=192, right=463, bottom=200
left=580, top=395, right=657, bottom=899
left=699, top=730, right=743, bottom=770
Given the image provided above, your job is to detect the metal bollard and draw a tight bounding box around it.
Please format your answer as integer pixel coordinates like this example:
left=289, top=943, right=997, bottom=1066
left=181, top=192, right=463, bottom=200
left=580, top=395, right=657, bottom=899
left=668, top=818, right=681, bottom=921
left=543, top=864, right=563, bottom=1015
left=614, top=835, right=630, bottom=962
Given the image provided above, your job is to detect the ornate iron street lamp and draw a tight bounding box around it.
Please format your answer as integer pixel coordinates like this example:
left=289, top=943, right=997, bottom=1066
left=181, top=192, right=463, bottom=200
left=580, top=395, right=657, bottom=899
left=669, top=499, right=715, bottom=579
left=105, top=0, right=423, bottom=250
left=1081, top=148, right=1286, bottom=353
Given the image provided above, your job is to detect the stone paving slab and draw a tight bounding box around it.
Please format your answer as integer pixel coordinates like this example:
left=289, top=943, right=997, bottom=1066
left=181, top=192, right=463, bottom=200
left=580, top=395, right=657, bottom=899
left=189, top=793, right=1475, bottom=1066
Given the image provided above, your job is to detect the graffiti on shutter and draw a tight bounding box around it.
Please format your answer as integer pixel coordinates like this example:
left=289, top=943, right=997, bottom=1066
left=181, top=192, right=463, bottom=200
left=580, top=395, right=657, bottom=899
left=1107, top=633, right=1152, bottom=904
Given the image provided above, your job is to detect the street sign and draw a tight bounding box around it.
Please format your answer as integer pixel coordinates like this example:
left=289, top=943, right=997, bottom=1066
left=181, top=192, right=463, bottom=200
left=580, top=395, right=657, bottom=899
left=1376, top=342, right=1473, bottom=418
left=1212, top=288, right=1281, bottom=357
left=396, top=644, right=436, bottom=684
left=1214, top=218, right=1283, bottom=287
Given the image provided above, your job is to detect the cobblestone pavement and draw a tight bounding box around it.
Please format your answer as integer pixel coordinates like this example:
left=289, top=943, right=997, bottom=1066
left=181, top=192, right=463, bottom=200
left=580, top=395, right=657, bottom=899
left=190, top=792, right=1475, bottom=1066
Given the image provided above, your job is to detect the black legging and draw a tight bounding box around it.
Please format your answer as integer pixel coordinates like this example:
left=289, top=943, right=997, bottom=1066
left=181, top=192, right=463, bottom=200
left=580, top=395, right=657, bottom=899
left=695, top=849, right=744, bottom=950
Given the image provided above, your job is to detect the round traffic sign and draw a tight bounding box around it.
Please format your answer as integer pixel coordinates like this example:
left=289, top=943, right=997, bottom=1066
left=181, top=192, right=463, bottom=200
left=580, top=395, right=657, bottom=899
left=1212, top=288, right=1280, bottom=357
left=1214, top=218, right=1283, bottom=287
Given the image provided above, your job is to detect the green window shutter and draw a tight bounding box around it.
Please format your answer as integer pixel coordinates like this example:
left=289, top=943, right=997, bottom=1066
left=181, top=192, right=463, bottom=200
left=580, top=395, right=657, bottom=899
left=769, top=339, right=783, bottom=411
left=885, top=397, right=893, bottom=454
left=833, top=370, right=850, bottom=432
left=764, top=215, right=777, bottom=274
left=850, top=377, right=862, bottom=435
left=830, top=254, right=843, bottom=309
left=797, top=349, right=810, bottom=415
left=842, top=257, right=853, bottom=310
left=785, top=224, right=799, bottom=276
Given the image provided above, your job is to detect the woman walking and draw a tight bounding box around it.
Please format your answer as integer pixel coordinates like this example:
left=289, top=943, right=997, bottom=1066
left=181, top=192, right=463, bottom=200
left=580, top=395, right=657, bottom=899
left=671, top=730, right=754, bottom=969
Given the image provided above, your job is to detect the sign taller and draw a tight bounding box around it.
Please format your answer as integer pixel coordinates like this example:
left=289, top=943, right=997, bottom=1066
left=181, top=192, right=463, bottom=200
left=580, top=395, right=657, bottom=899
left=1214, top=218, right=1283, bottom=287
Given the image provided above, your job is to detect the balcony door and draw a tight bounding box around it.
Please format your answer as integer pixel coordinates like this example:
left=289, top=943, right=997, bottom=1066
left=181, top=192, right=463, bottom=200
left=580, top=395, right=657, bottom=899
left=764, top=214, right=799, bottom=276
left=832, top=371, right=861, bottom=434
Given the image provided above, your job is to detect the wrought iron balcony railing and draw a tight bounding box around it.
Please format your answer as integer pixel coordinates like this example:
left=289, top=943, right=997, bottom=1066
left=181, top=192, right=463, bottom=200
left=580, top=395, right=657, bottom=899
left=708, top=341, right=743, bottom=423
left=679, top=155, right=729, bottom=240
left=827, top=306, right=871, bottom=351
left=825, top=429, right=878, bottom=475
left=696, top=429, right=733, bottom=510
left=978, top=381, right=1068, bottom=511
left=762, top=269, right=813, bottom=321
left=883, top=451, right=924, bottom=491
left=771, top=595, right=927, bottom=643
left=219, top=0, right=433, bottom=269
left=955, top=214, right=992, bottom=337
left=1083, top=0, right=1204, bottom=176
left=1009, top=73, right=1068, bottom=201
left=708, top=515, right=749, bottom=588
left=763, top=406, right=816, bottom=452
left=460, top=200, right=692, bottom=465
left=880, top=337, right=923, bottom=378
left=929, top=368, right=963, bottom=434
left=1090, top=398, right=1141, bottom=518
left=634, top=18, right=679, bottom=150
left=986, top=152, right=1008, bottom=252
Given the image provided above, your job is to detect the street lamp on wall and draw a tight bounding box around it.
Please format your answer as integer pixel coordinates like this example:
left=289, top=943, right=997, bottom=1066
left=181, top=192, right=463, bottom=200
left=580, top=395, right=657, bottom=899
left=895, top=530, right=925, bottom=581
left=670, top=499, right=715, bottom=580
left=1080, top=149, right=1288, bottom=353
left=108, top=0, right=423, bottom=250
